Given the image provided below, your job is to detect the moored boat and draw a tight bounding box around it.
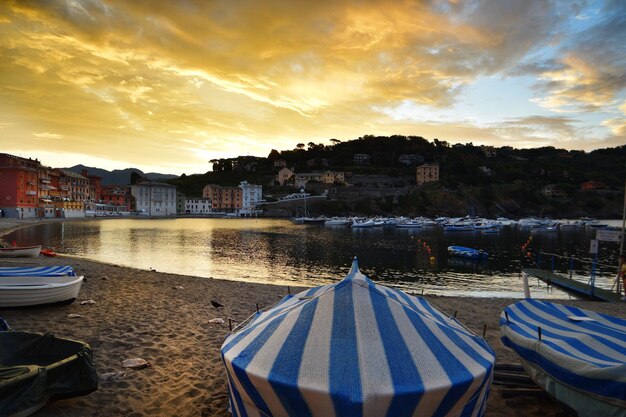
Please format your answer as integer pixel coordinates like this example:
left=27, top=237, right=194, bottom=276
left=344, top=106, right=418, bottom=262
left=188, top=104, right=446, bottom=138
left=0, top=245, right=42, bottom=258
left=448, top=245, right=489, bottom=259
left=350, top=218, right=375, bottom=228
left=324, top=217, right=351, bottom=226
left=500, top=300, right=626, bottom=417
left=221, top=258, right=495, bottom=417
left=0, top=321, right=98, bottom=416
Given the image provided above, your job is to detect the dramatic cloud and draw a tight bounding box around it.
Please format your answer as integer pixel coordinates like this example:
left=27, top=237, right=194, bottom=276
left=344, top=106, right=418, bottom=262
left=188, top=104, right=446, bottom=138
left=0, top=0, right=623, bottom=174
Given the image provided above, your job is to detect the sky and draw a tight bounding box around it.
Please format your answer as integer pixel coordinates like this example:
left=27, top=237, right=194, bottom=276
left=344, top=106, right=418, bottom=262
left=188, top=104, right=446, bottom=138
left=1, top=0, right=625, bottom=175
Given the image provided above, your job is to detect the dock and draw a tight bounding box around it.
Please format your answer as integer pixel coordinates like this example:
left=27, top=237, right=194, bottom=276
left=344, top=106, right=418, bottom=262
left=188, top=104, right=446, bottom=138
left=523, top=268, right=623, bottom=302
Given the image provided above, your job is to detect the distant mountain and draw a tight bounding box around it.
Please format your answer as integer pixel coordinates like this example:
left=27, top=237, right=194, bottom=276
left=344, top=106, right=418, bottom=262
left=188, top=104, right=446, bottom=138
left=64, top=164, right=178, bottom=186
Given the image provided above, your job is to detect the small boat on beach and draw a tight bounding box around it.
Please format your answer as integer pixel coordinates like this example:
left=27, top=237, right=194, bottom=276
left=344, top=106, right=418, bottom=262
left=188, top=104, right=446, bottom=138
left=0, top=272, right=84, bottom=308
left=40, top=249, right=57, bottom=257
left=0, top=320, right=98, bottom=416
left=448, top=245, right=489, bottom=259
left=221, top=258, right=495, bottom=417
left=0, top=266, right=75, bottom=277
left=500, top=299, right=626, bottom=417
left=0, top=245, right=42, bottom=258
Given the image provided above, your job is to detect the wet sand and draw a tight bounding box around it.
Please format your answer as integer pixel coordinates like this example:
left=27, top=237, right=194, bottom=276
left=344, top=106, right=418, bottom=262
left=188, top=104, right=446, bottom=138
left=1, top=218, right=624, bottom=416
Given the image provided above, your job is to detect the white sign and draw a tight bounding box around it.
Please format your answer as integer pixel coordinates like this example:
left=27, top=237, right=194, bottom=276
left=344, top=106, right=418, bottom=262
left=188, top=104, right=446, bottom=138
left=596, top=229, right=623, bottom=243
left=590, top=239, right=599, bottom=254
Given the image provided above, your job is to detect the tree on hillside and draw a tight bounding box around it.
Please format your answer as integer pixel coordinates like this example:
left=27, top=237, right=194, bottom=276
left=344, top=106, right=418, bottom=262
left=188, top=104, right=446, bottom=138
left=268, top=149, right=280, bottom=160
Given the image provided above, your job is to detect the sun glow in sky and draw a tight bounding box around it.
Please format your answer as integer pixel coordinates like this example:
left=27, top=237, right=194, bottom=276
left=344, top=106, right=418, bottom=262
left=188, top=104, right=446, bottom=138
left=1, top=0, right=624, bottom=175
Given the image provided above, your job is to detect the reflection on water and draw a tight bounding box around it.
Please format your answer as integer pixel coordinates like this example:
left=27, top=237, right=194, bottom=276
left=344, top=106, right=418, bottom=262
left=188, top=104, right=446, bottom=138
left=4, top=218, right=622, bottom=299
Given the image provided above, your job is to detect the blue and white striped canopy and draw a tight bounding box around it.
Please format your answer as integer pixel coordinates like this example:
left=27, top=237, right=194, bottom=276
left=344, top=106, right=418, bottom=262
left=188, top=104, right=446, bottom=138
left=0, top=265, right=75, bottom=277
left=221, top=258, right=495, bottom=417
left=500, top=299, right=626, bottom=412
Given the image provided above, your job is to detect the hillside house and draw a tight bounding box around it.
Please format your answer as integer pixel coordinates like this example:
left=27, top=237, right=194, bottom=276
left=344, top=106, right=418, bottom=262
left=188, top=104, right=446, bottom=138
left=276, top=167, right=294, bottom=186
left=416, top=163, right=440, bottom=186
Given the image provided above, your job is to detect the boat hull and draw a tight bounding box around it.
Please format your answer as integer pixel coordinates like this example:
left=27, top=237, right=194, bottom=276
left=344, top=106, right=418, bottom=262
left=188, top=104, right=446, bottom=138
left=500, top=300, right=626, bottom=417
left=0, top=275, right=83, bottom=307
left=0, top=330, right=98, bottom=416
left=0, top=245, right=42, bottom=258
left=520, top=358, right=626, bottom=417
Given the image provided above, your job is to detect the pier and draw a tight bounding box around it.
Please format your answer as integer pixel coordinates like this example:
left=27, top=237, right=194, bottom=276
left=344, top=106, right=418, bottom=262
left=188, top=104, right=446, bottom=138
left=523, top=268, right=623, bottom=302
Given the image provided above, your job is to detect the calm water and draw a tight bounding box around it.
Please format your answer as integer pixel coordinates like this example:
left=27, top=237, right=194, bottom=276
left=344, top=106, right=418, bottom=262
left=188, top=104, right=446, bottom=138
left=4, top=218, right=623, bottom=298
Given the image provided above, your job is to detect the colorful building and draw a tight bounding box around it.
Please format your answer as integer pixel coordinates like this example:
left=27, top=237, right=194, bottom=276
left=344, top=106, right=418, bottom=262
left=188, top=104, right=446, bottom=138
left=202, top=184, right=242, bottom=213
left=0, top=153, right=41, bottom=218
left=416, top=163, right=440, bottom=186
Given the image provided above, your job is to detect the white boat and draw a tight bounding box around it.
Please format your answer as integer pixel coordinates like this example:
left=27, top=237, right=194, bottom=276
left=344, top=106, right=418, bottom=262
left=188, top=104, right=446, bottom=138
left=443, top=223, right=474, bottom=231
left=324, top=217, right=351, bottom=226
left=396, top=219, right=423, bottom=228
left=0, top=245, right=42, bottom=258
left=0, top=274, right=84, bottom=307
left=350, top=219, right=375, bottom=228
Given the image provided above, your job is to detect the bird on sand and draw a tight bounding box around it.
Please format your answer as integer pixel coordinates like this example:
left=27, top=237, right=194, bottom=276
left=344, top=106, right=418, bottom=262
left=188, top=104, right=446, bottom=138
left=211, top=300, right=224, bottom=309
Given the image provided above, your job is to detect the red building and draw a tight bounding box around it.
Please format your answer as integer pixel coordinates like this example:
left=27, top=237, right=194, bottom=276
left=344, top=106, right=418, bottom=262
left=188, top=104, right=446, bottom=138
left=581, top=180, right=607, bottom=191
left=82, top=169, right=103, bottom=202
left=102, top=185, right=133, bottom=211
left=0, top=153, right=41, bottom=218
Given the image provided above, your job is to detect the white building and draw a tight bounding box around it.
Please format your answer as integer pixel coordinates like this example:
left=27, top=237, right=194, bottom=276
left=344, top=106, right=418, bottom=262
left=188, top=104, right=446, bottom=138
left=239, top=181, right=263, bottom=214
left=130, top=180, right=177, bottom=216
left=185, top=198, right=212, bottom=214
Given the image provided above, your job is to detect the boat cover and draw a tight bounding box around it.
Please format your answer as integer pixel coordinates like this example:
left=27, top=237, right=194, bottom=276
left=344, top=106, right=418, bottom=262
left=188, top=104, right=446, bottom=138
left=0, top=330, right=98, bottom=415
left=0, top=265, right=75, bottom=277
left=221, top=258, right=495, bottom=417
left=448, top=246, right=488, bottom=259
left=500, top=299, right=626, bottom=408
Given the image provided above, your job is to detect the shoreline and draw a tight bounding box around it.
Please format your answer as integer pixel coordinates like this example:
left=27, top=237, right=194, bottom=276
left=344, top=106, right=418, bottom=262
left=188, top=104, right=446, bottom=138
left=1, top=219, right=625, bottom=416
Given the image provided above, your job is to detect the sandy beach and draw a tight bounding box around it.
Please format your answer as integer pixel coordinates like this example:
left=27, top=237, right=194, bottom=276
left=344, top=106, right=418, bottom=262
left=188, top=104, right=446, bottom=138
left=1, top=218, right=625, bottom=417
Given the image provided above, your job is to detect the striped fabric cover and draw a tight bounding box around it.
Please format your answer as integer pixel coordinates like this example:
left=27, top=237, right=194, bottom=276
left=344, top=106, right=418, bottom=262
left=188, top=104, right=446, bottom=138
left=221, top=259, right=495, bottom=417
left=0, top=265, right=75, bottom=277
left=500, top=299, right=626, bottom=407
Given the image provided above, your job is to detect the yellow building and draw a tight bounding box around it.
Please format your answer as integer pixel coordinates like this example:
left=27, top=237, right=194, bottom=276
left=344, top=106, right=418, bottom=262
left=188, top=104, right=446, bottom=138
left=416, top=163, right=439, bottom=185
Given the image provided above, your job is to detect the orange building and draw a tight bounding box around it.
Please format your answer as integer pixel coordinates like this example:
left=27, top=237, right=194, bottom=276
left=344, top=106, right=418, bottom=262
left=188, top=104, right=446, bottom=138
left=0, top=153, right=41, bottom=218
left=416, top=163, right=440, bottom=186
left=202, top=184, right=242, bottom=212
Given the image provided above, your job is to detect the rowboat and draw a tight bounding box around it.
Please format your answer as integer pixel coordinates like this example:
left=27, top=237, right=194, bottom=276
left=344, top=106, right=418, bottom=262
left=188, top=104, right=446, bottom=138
left=0, top=245, right=42, bottom=258
left=0, top=322, right=98, bottom=416
left=0, top=265, right=75, bottom=277
left=222, top=258, right=495, bottom=417
left=500, top=299, right=626, bottom=417
left=40, top=249, right=58, bottom=257
left=448, top=245, right=489, bottom=259
left=0, top=274, right=84, bottom=307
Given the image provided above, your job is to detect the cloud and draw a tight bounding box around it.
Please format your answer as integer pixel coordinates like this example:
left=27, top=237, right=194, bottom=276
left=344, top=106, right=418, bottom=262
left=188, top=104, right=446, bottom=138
left=34, top=132, right=63, bottom=139
left=0, top=0, right=624, bottom=175
left=516, top=0, right=626, bottom=114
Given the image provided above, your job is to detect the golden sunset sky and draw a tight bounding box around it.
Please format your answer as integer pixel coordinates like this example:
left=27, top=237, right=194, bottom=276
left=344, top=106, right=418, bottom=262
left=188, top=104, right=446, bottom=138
left=1, top=0, right=624, bottom=174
